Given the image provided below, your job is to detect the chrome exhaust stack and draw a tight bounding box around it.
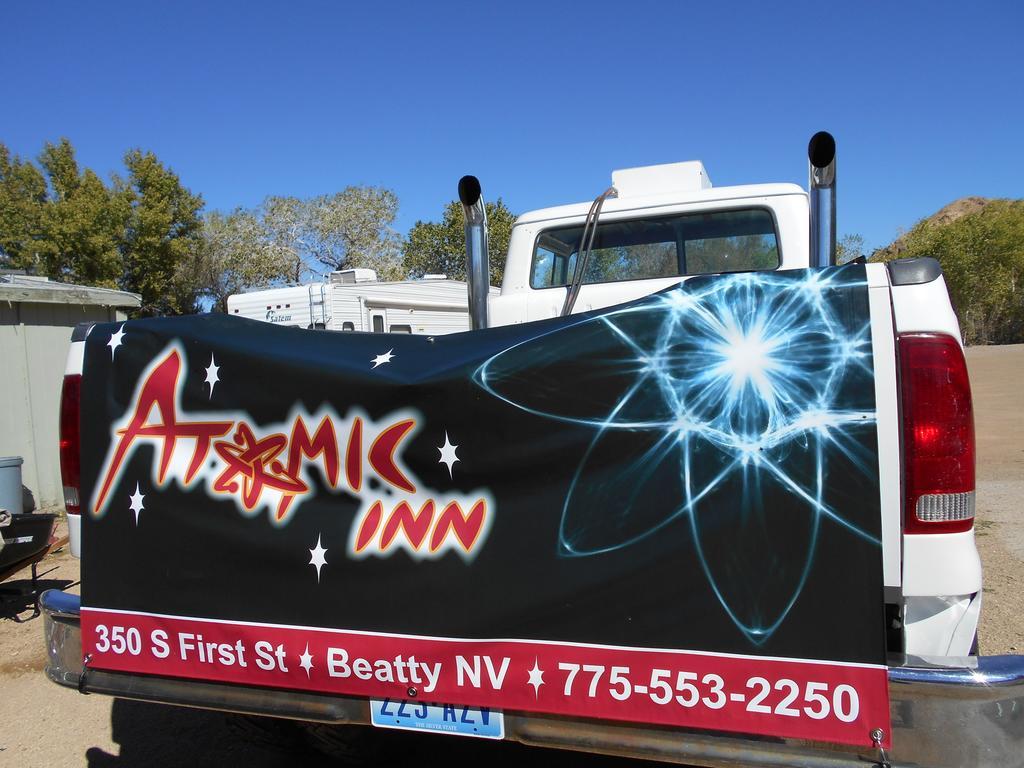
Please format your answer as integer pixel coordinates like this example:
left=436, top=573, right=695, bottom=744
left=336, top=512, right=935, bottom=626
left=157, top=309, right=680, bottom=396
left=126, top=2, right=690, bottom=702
left=808, top=131, right=837, bottom=268
left=458, top=175, right=490, bottom=330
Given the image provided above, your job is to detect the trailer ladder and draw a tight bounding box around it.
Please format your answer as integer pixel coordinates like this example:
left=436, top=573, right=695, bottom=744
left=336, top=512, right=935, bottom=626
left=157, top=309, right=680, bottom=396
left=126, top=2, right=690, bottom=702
left=308, top=283, right=329, bottom=329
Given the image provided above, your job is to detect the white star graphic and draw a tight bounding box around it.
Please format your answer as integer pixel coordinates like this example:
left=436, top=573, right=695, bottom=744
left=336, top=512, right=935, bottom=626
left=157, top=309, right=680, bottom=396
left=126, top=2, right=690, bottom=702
left=309, top=535, right=328, bottom=582
left=128, top=483, right=145, bottom=525
left=204, top=354, right=220, bottom=398
left=437, top=432, right=460, bottom=478
left=371, top=349, right=395, bottom=369
left=108, top=324, right=126, bottom=360
left=298, top=644, right=314, bottom=677
left=527, top=659, right=545, bottom=697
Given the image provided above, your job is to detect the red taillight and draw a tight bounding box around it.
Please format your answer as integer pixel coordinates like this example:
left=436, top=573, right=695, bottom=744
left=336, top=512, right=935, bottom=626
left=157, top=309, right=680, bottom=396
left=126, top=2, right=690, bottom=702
left=898, top=333, right=975, bottom=534
left=59, top=374, right=82, bottom=515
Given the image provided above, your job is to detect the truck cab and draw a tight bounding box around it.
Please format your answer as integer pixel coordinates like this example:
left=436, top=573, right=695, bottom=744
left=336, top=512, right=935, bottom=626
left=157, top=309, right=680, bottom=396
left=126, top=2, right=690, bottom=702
left=491, top=162, right=808, bottom=326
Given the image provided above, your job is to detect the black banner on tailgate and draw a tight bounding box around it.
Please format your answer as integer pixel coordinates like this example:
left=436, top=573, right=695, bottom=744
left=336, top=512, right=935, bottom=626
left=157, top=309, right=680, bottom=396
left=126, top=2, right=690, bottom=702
left=81, top=265, right=891, bottom=746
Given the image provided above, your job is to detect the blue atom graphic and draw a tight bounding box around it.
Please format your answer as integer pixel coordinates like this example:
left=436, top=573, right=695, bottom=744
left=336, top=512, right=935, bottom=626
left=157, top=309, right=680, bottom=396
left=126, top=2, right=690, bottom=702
left=475, top=266, right=881, bottom=644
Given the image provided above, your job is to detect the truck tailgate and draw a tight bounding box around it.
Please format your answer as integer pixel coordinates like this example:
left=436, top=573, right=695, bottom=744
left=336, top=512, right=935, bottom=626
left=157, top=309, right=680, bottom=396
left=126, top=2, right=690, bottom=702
left=78, top=265, right=893, bottom=749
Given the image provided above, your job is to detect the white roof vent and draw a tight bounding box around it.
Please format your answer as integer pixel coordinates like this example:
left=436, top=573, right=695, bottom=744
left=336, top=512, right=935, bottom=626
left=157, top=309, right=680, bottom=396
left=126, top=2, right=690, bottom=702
left=330, top=268, right=378, bottom=284
left=611, top=161, right=712, bottom=199
left=422, top=274, right=447, bottom=280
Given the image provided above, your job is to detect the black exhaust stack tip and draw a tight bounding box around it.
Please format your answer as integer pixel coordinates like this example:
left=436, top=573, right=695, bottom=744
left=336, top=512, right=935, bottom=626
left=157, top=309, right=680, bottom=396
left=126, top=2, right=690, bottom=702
left=808, top=131, right=836, bottom=170
left=808, top=131, right=837, bottom=268
left=458, top=176, right=482, bottom=207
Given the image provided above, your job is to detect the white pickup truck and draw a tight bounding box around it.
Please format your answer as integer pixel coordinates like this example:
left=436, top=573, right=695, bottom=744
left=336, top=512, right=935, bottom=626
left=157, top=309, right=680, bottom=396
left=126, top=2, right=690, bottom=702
left=42, top=133, right=1022, bottom=767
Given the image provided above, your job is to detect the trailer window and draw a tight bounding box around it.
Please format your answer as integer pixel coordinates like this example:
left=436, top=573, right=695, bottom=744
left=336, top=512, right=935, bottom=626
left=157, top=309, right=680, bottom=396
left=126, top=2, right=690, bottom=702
left=389, top=324, right=412, bottom=334
left=372, top=315, right=384, bottom=333
left=341, top=322, right=355, bottom=331
left=530, top=208, right=779, bottom=288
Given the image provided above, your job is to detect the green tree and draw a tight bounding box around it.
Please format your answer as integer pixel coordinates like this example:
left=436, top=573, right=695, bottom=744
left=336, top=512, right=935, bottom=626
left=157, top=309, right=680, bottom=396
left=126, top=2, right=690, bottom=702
left=0, top=143, right=48, bottom=270
left=199, top=208, right=293, bottom=311
left=403, top=199, right=516, bottom=286
left=261, top=196, right=307, bottom=283
left=836, top=233, right=866, bottom=265
left=262, top=187, right=403, bottom=282
left=871, top=200, right=1024, bottom=344
left=38, top=138, right=80, bottom=201
left=119, top=149, right=204, bottom=315
left=1, top=139, right=127, bottom=286
left=3, top=138, right=408, bottom=314
left=36, top=139, right=127, bottom=287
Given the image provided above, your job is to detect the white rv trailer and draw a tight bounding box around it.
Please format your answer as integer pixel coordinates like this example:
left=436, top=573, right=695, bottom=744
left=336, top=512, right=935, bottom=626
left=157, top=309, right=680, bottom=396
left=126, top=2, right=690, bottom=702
left=226, top=269, right=495, bottom=335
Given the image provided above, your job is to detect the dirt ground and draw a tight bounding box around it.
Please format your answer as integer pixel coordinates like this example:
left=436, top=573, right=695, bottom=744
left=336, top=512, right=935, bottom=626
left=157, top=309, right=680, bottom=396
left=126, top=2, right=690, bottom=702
left=963, top=344, right=1024, bottom=655
left=1, top=344, right=1021, bottom=767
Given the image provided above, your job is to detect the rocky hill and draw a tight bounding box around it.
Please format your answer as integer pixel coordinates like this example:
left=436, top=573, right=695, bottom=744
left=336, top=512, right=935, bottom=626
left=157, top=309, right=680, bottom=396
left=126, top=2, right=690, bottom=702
left=872, top=196, right=992, bottom=261
left=870, top=196, right=1023, bottom=345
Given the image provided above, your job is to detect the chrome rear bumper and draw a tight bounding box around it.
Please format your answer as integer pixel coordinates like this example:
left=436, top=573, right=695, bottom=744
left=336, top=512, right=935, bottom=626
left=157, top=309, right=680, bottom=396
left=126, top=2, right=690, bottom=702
left=42, top=590, right=1024, bottom=768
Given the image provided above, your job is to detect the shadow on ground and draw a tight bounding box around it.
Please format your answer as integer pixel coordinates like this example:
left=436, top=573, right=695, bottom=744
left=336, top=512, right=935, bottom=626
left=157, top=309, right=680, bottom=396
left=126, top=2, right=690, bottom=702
left=0, top=568, right=74, bottom=621
left=84, top=699, right=644, bottom=767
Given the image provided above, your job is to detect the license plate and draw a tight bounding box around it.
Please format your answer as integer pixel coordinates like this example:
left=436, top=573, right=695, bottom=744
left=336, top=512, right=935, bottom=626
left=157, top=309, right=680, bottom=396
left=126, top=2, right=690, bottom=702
left=369, top=698, right=504, bottom=739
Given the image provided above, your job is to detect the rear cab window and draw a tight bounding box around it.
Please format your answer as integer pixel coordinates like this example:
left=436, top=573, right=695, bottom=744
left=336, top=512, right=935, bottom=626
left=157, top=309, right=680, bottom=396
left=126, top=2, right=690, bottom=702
left=530, top=208, right=780, bottom=288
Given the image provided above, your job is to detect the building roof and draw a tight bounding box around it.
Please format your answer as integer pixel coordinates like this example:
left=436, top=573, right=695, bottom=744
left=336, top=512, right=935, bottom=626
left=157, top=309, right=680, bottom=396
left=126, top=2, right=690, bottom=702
left=0, top=273, right=141, bottom=308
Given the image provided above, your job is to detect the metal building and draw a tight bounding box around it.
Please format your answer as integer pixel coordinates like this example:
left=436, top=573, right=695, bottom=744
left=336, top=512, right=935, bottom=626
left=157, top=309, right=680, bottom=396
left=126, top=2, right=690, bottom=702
left=0, top=274, right=140, bottom=511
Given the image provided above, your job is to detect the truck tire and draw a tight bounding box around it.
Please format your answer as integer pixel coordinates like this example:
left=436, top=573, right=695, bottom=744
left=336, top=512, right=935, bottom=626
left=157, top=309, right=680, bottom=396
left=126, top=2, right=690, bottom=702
left=299, top=722, right=399, bottom=764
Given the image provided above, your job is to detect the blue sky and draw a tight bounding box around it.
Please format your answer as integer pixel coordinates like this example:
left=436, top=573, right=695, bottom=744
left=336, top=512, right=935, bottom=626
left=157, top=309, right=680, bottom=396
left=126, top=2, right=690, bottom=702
left=3, top=0, right=1021, bottom=252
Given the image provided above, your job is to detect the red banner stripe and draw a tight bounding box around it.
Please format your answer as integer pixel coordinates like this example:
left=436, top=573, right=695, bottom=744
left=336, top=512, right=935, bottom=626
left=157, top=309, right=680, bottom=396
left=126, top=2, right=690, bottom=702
left=81, top=608, right=890, bottom=748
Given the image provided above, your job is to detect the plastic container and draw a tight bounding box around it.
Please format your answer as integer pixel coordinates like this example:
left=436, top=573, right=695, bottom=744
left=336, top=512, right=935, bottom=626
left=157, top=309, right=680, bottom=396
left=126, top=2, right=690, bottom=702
left=0, top=456, right=24, bottom=516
